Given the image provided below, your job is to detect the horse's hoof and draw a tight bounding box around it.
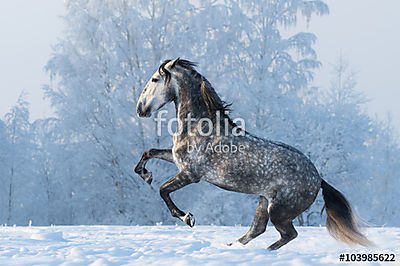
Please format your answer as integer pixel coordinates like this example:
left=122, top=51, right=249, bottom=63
left=142, top=171, right=153, bottom=184
left=183, top=212, right=195, bottom=227
left=267, top=242, right=282, bottom=251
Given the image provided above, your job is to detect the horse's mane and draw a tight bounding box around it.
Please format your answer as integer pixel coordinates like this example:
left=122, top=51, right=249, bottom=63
left=200, top=78, right=232, bottom=118
left=159, top=58, right=232, bottom=119
left=159, top=59, right=197, bottom=84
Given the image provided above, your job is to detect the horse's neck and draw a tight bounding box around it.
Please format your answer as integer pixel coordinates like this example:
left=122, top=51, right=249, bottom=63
left=175, top=92, right=208, bottom=137
left=175, top=95, right=234, bottom=139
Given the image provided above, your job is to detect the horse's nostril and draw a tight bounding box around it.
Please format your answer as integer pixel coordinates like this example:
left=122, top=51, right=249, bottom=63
left=137, top=102, right=144, bottom=116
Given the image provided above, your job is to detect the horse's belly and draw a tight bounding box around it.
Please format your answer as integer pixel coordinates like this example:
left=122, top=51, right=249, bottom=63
left=202, top=168, right=266, bottom=194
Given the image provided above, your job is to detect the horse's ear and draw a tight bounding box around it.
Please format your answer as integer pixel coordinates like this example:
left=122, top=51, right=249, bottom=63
left=169, top=57, right=180, bottom=69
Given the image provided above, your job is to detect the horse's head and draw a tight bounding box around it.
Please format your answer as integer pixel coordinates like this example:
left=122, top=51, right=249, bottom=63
left=136, top=58, right=181, bottom=118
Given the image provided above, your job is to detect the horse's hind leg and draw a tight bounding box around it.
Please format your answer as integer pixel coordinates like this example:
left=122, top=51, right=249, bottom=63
left=232, top=196, right=269, bottom=245
left=267, top=204, right=298, bottom=250
left=267, top=220, right=297, bottom=250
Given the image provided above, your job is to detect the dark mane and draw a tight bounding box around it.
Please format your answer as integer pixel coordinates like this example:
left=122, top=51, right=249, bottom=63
left=199, top=78, right=232, bottom=118
left=159, top=59, right=197, bottom=84
left=159, top=58, right=232, bottom=118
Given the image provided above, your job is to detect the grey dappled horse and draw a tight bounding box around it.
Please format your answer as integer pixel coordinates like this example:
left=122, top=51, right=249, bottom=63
left=135, top=58, right=372, bottom=250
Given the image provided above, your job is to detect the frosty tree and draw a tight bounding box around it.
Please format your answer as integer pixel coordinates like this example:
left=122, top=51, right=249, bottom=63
left=0, top=119, right=8, bottom=222
left=0, top=93, right=48, bottom=225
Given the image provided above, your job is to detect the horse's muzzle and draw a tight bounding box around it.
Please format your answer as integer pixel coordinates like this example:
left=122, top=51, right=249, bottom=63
left=137, top=102, right=151, bottom=117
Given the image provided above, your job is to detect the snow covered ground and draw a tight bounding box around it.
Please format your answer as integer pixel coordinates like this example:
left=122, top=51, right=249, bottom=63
left=0, top=225, right=398, bottom=265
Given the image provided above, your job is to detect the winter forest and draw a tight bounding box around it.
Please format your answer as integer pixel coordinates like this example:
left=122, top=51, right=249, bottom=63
left=0, top=0, right=399, bottom=227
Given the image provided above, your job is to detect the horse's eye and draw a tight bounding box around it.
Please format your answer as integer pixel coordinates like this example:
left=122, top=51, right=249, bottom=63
left=152, top=78, right=159, bottom=82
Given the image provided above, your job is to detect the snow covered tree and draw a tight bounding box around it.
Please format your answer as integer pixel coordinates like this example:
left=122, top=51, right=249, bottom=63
left=31, top=118, right=63, bottom=224
left=4, top=93, right=31, bottom=224
left=367, top=115, right=400, bottom=226
left=0, top=119, right=9, bottom=222
left=0, top=93, right=47, bottom=225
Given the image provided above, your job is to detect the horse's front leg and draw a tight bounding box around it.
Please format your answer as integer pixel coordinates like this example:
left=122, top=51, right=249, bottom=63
left=160, top=172, right=199, bottom=227
left=134, top=148, right=174, bottom=184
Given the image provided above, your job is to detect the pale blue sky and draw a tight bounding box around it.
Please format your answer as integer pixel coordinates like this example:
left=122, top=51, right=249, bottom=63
left=0, top=0, right=63, bottom=119
left=0, top=0, right=399, bottom=131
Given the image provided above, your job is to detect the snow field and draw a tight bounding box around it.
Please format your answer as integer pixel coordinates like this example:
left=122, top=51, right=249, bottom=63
left=0, top=225, right=398, bottom=265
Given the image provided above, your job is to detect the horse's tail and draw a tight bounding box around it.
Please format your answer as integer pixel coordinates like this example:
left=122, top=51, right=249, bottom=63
left=321, top=180, right=373, bottom=247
